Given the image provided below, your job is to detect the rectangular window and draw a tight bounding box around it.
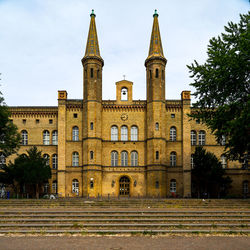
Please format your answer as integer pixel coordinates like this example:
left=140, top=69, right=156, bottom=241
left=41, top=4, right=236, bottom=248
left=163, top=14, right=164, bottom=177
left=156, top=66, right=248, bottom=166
left=91, top=68, right=94, bottom=78
left=36, top=119, right=40, bottom=124
left=171, top=114, right=175, bottom=118
left=49, top=119, right=53, bottom=124
left=90, top=122, right=94, bottom=130
left=22, top=119, right=26, bottom=124
left=73, top=113, right=78, bottom=118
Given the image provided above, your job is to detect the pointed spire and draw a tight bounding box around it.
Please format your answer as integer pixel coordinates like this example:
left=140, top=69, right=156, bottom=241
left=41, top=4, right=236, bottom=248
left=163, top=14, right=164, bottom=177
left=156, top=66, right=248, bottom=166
left=82, top=10, right=103, bottom=65
left=145, top=10, right=166, bottom=63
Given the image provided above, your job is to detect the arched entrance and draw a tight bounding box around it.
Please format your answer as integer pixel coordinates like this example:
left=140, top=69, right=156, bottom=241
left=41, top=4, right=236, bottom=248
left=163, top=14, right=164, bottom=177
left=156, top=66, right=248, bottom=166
left=119, top=176, right=130, bottom=196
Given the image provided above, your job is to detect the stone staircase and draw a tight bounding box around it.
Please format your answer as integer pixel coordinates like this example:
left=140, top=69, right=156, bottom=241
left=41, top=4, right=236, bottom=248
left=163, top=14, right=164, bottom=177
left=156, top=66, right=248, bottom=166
left=0, top=199, right=249, bottom=234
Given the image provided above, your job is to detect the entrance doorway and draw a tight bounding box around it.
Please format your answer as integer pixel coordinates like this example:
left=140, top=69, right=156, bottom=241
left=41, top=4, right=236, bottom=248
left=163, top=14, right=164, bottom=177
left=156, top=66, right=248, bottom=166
left=119, top=176, right=130, bottom=196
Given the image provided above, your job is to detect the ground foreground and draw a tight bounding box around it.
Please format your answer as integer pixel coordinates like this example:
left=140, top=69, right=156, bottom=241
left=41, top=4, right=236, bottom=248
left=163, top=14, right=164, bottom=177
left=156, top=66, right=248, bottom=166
left=0, top=235, right=249, bottom=250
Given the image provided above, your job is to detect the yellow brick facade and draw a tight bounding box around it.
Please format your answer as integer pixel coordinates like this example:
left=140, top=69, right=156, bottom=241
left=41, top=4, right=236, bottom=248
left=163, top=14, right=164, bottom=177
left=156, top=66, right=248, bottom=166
left=6, top=11, right=249, bottom=198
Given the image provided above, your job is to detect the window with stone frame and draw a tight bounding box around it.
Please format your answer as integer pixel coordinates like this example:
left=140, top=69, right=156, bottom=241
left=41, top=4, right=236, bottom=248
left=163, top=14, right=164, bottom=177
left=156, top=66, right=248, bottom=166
left=131, top=151, right=138, bottom=166
left=72, top=152, right=79, bottom=167
left=131, top=126, right=138, bottom=141
left=198, top=130, right=206, bottom=145
left=191, top=130, right=197, bottom=146
left=170, top=152, right=177, bottom=166
left=170, top=179, right=176, bottom=193
left=111, top=151, right=118, bottom=166
left=121, top=126, right=128, bottom=141
left=52, top=130, right=58, bottom=145
left=72, top=126, right=79, bottom=141
left=170, top=126, right=177, bottom=141
left=121, top=151, right=128, bottom=166
left=111, top=126, right=118, bottom=141
left=21, top=130, right=28, bottom=145
left=43, top=130, right=50, bottom=145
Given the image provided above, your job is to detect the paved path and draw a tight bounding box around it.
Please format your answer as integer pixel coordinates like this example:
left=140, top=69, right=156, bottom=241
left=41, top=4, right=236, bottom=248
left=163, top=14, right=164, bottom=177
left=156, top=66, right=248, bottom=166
left=0, top=236, right=249, bottom=250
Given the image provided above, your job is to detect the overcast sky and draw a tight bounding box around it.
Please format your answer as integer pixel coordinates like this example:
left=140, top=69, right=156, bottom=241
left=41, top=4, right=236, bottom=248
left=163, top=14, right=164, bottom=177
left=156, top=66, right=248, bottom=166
left=0, top=0, right=249, bottom=106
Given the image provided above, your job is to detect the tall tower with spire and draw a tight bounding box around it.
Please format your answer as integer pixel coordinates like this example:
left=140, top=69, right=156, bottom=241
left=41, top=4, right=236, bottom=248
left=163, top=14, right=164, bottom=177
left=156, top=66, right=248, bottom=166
left=81, top=10, right=103, bottom=197
left=145, top=10, right=168, bottom=197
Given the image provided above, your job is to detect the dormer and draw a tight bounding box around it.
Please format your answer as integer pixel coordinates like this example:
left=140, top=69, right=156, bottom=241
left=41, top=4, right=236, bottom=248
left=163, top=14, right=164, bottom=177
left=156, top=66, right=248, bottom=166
left=116, top=80, right=133, bottom=104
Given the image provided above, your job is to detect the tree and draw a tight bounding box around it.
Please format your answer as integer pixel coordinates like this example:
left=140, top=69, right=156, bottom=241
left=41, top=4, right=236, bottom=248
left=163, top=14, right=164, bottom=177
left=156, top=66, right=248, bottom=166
left=187, top=12, right=250, bottom=161
left=0, top=90, right=21, bottom=157
left=3, top=146, right=51, bottom=198
left=191, top=147, right=231, bottom=198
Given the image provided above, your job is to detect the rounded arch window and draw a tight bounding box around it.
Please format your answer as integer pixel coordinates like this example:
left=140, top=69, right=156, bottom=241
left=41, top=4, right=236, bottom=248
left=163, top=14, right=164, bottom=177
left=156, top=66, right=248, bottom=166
left=72, top=126, right=79, bottom=141
left=170, top=152, right=176, bottom=166
left=21, top=130, right=28, bottom=145
left=111, top=151, right=118, bottom=166
left=121, top=151, right=128, bottom=166
left=111, top=126, right=118, bottom=141
left=191, top=130, right=197, bottom=145
left=198, top=130, right=206, bottom=145
left=170, top=127, right=177, bottom=141
left=43, top=154, right=50, bottom=166
left=72, top=152, right=79, bottom=166
left=131, top=126, right=138, bottom=141
left=131, top=151, right=138, bottom=166
left=43, top=130, right=50, bottom=145
left=121, top=126, right=128, bottom=141
left=170, top=179, right=176, bottom=193
left=52, top=130, right=58, bottom=145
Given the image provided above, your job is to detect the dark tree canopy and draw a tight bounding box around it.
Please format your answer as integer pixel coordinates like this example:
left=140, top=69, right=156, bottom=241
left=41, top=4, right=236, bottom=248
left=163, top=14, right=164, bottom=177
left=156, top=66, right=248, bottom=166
left=192, top=147, right=232, bottom=198
left=187, top=12, right=250, bottom=161
left=1, top=146, right=51, bottom=198
left=0, top=91, right=21, bottom=157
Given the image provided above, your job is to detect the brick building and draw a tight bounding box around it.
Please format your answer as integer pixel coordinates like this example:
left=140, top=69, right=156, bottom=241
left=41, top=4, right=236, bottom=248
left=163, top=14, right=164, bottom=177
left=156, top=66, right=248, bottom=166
left=4, top=10, right=249, bottom=198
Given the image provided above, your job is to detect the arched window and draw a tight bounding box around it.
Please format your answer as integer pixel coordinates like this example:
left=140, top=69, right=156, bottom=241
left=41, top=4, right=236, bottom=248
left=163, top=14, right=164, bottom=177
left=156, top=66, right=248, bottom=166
left=72, top=126, right=79, bottom=141
left=131, top=126, right=138, bottom=141
left=43, top=183, right=49, bottom=193
left=243, top=181, right=248, bottom=195
left=43, top=130, right=50, bottom=145
left=170, top=126, right=177, bottom=141
left=52, top=180, right=57, bottom=193
left=0, top=152, right=6, bottom=166
left=121, top=151, right=128, bottom=166
left=21, top=130, right=28, bottom=145
left=121, top=87, right=128, bottom=101
left=72, top=152, right=79, bottom=167
left=131, top=151, right=138, bottom=166
left=90, top=151, right=94, bottom=160
left=72, top=179, right=79, bottom=193
left=191, top=130, right=196, bottom=146
left=198, top=130, right=206, bottom=145
left=191, top=154, right=194, bottom=169
left=220, top=135, right=226, bottom=146
left=121, top=126, right=128, bottom=141
left=52, top=130, right=58, bottom=145
left=170, top=179, right=176, bottom=193
left=170, top=152, right=176, bottom=166
left=52, top=154, right=58, bottom=169
left=155, top=123, right=159, bottom=131
left=43, top=154, right=50, bottom=166
left=111, top=126, right=118, bottom=141
left=155, top=181, right=159, bottom=189
left=111, top=151, right=118, bottom=166
left=221, top=155, right=227, bottom=168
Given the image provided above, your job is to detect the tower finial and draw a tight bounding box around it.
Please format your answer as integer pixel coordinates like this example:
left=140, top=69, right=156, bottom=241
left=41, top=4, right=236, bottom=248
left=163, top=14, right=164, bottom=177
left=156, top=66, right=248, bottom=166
left=153, top=9, right=158, bottom=17
left=90, top=9, right=96, bottom=17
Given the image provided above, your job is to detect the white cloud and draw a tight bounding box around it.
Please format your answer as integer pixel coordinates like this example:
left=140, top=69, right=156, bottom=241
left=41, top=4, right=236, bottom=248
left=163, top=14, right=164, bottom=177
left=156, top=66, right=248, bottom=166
left=0, top=0, right=248, bottom=105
